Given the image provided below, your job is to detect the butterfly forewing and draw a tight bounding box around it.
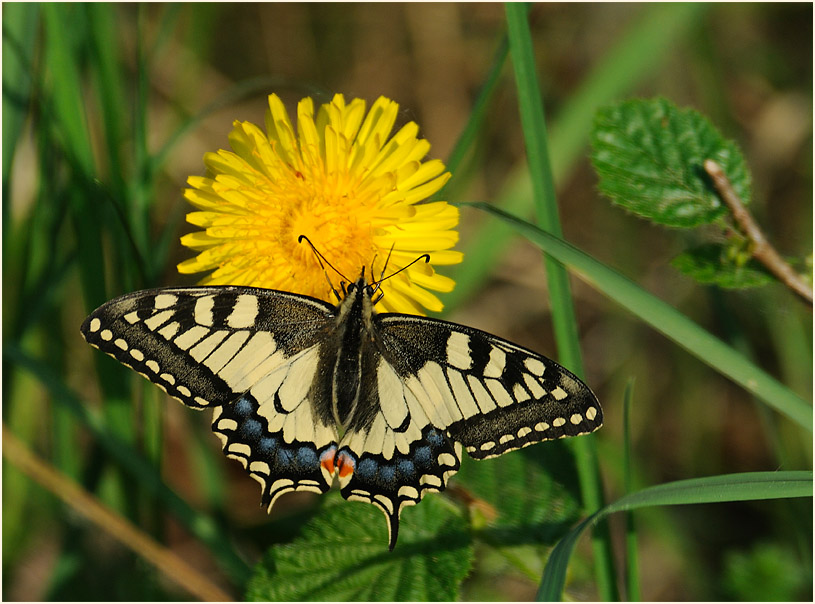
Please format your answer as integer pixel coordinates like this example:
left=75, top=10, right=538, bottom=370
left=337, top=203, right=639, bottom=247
left=80, top=286, right=336, bottom=408
left=374, top=315, right=602, bottom=459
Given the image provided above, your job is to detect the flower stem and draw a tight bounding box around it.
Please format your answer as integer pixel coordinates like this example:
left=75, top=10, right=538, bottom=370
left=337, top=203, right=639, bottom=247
left=704, top=159, right=813, bottom=305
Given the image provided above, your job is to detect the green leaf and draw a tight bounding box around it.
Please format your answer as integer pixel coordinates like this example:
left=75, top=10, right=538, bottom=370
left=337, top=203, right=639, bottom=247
left=591, top=97, right=752, bottom=228
left=672, top=244, right=775, bottom=289
left=246, top=494, right=473, bottom=601
left=538, top=471, right=813, bottom=600
left=456, top=441, right=582, bottom=545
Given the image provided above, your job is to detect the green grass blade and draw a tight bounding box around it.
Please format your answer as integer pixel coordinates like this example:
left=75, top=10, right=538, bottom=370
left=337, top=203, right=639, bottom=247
left=445, top=3, right=709, bottom=310
left=40, top=3, right=100, bottom=481
left=468, top=202, right=813, bottom=430
left=538, top=471, right=813, bottom=600
left=505, top=4, right=618, bottom=600
left=2, top=3, right=39, bottom=192
left=505, top=3, right=577, bottom=349
left=537, top=514, right=593, bottom=601
left=41, top=4, right=95, bottom=173
left=622, top=380, right=641, bottom=601
left=438, top=33, right=508, bottom=198
left=606, top=472, right=813, bottom=511
left=85, top=3, right=128, bottom=198
left=129, top=6, right=152, bottom=269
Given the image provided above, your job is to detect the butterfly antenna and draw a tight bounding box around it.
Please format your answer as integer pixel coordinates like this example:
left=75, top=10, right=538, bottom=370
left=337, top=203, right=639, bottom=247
left=298, top=235, right=350, bottom=302
left=377, top=244, right=396, bottom=282
left=370, top=252, right=430, bottom=299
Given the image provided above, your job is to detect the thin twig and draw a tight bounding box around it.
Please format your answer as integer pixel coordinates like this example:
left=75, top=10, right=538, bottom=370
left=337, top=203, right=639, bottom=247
left=2, top=425, right=234, bottom=602
left=704, top=159, right=813, bottom=306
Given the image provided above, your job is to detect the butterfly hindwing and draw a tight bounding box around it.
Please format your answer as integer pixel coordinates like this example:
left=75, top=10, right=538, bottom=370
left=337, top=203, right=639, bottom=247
left=336, top=400, right=463, bottom=548
left=212, top=391, right=337, bottom=508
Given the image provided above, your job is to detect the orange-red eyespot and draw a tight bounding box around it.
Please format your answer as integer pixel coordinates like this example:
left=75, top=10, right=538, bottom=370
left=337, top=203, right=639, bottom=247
left=320, top=446, right=337, bottom=474
left=336, top=451, right=356, bottom=478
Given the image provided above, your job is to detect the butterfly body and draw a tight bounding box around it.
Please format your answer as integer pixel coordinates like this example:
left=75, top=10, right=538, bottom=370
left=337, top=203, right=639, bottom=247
left=81, top=276, right=601, bottom=549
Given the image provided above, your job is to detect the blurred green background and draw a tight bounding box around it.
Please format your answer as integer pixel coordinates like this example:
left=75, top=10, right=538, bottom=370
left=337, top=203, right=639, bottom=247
left=3, top=3, right=812, bottom=600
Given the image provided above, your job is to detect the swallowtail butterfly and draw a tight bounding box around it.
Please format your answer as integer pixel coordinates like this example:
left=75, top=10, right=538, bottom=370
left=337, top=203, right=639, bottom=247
left=81, top=272, right=602, bottom=549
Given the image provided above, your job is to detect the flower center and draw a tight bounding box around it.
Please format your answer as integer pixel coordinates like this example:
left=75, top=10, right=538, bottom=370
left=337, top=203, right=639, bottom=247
left=280, top=178, right=375, bottom=291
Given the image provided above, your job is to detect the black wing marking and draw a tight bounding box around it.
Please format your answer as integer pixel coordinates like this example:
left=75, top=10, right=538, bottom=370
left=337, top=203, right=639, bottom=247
left=80, top=286, right=335, bottom=408
left=375, top=314, right=602, bottom=459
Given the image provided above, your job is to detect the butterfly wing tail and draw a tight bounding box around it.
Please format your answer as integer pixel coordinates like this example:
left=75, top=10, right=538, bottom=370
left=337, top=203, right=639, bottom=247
left=337, top=427, right=462, bottom=550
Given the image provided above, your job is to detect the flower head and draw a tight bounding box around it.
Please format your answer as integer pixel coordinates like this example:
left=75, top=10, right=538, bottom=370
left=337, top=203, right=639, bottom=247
left=178, top=93, right=463, bottom=314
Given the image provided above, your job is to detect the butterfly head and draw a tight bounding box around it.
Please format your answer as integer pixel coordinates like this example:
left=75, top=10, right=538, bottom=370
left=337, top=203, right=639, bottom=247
left=297, top=234, right=430, bottom=309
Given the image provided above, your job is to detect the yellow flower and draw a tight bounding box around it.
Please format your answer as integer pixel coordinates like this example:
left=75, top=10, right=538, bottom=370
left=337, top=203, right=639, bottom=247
left=178, top=93, right=463, bottom=315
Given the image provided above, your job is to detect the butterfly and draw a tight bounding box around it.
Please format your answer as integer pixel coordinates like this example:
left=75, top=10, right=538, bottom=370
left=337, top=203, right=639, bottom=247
left=80, top=263, right=602, bottom=550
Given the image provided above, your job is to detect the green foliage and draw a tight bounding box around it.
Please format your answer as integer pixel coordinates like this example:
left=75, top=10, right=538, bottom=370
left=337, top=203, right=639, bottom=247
left=722, top=542, right=812, bottom=601
left=456, top=442, right=582, bottom=544
left=590, top=97, right=811, bottom=297
left=671, top=243, right=775, bottom=288
left=246, top=495, right=473, bottom=601
left=591, top=97, right=752, bottom=228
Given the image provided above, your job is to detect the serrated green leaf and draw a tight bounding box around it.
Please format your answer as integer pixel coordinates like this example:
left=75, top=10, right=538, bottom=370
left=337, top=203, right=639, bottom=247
left=455, top=441, right=582, bottom=545
left=246, top=494, right=473, bottom=601
left=591, top=97, right=752, bottom=228
left=671, top=244, right=775, bottom=289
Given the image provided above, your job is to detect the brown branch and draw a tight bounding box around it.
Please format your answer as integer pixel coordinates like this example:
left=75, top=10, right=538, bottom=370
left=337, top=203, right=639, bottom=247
left=704, top=159, right=813, bottom=306
left=2, top=425, right=234, bottom=602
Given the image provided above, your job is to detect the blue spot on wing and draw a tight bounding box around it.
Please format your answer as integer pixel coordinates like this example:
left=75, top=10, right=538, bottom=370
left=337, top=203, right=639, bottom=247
left=414, top=446, right=431, bottom=465
left=275, top=447, right=293, bottom=467
left=257, top=436, right=277, bottom=454
left=357, top=457, right=377, bottom=479
left=295, top=446, right=317, bottom=468
left=234, top=397, right=254, bottom=417
left=241, top=418, right=262, bottom=438
left=378, top=464, right=396, bottom=486
left=425, top=429, right=444, bottom=446
left=396, top=459, right=416, bottom=481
